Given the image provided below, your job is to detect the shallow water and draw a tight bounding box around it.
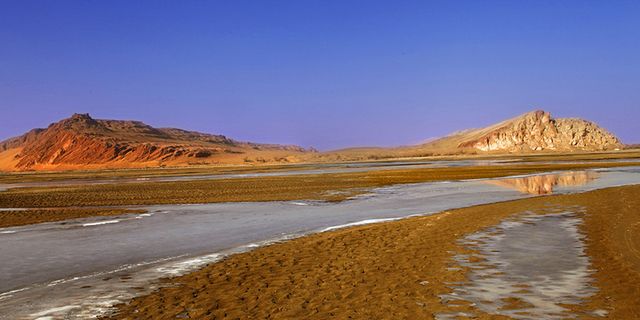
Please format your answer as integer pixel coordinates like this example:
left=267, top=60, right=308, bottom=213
left=4, top=158, right=636, bottom=190
left=438, top=211, right=604, bottom=319
left=0, top=167, right=639, bottom=318
left=1, top=159, right=512, bottom=190
left=484, top=170, right=601, bottom=194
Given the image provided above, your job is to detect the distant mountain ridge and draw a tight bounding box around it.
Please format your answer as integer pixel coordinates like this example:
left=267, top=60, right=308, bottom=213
left=0, top=110, right=625, bottom=171
left=0, top=113, right=313, bottom=171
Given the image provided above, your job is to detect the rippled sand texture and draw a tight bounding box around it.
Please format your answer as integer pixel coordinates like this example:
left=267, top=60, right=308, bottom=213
left=1, top=168, right=637, bottom=319
left=486, top=171, right=600, bottom=195
left=106, top=184, right=640, bottom=319
left=438, top=211, right=605, bottom=319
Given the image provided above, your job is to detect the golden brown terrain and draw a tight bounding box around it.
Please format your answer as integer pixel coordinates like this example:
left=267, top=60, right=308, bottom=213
left=0, top=113, right=312, bottom=171
left=1, top=149, right=639, bottom=185
left=2, top=161, right=640, bottom=208
left=0, top=163, right=317, bottom=184
left=106, top=185, right=640, bottom=320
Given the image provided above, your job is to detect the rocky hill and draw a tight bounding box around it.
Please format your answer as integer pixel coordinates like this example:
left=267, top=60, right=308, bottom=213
left=0, top=114, right=313, bottom=171
left=0, top=110, right=624, bottom=170
left=452, top=110, right=621, bottom=152
left=314, top=110, right=623, bottom=161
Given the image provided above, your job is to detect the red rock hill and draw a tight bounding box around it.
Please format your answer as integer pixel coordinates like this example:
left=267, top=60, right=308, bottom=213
left=0, top=114, right=313, bottom=171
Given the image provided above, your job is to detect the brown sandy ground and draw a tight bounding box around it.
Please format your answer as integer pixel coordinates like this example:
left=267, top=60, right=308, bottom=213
left=0, top=208, right=146, bottom=228
left=1, top=150, right=639, bottom=184
left=106, top=185, right=640, bottom=320
left=0, top=164, right=318, bottom=184
left=2, top=162, right=640, bottom=208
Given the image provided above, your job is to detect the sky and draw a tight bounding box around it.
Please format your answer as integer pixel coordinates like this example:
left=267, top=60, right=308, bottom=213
left=1, top=1, right=639, bottom=150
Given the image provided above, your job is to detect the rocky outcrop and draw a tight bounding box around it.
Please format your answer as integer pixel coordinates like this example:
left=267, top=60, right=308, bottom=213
left=0, top=113, right=313, bottom=171
left=457, top=110, right=622, bottom=152
left=0, top=128, right=43, bottom=152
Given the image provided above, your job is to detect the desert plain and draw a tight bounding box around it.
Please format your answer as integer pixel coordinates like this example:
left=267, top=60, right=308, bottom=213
left=1, top=150, right=640, bottom=319
left=1, top=111, right=640, bottom=320
left=5, top=0, right=640, bottom=318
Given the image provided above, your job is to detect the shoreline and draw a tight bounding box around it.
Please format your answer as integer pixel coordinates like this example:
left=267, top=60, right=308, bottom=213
left=0, top=208, right=146, bottom=229
left=2, top=150, right=639, bottom=181
left=104, top=184, right=640, bottom=319
left=1, top=165, right=639, bottom=318
left=2, top=161, right=640, bottom=209
left=0, top=164, right=635, bottom=229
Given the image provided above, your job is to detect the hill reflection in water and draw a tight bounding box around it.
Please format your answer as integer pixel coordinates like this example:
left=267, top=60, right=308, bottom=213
left=487, top=171, right=600, bottom=195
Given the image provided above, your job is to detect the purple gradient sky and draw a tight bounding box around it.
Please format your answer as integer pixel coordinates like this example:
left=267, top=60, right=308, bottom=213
left=1, top=1, right=639, bottom=150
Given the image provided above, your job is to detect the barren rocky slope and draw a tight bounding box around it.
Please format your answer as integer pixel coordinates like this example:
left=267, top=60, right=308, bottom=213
left=314, top=110, right=623, bottom=161
left=0, top=114, right=312, bottom=171
left=0, top=110, right=624, bottom=171
left=453, top=110, right=621, bottom=152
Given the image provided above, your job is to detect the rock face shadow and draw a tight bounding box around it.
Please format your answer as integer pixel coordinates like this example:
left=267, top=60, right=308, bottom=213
left=438, top=210, right=607, bottom=319
left=487, top=171, right=600, bottom=195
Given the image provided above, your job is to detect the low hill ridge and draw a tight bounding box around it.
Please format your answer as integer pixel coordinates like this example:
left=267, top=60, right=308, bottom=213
left=0, top=114, right=312, bottom=171
left=452, top=110, right=621, bottom=152
left=313, top=110, right=622, bottom=162
left=0, top=110, right=624, bottom=171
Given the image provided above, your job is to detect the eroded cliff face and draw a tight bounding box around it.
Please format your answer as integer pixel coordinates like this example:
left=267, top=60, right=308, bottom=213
left=0, top=113, right=312, bottom=171
left=458, top=110, right=622, bottom=152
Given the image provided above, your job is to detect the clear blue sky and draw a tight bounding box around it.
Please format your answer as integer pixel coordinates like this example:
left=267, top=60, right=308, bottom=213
left=1, top=1, right=639, bottom=150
